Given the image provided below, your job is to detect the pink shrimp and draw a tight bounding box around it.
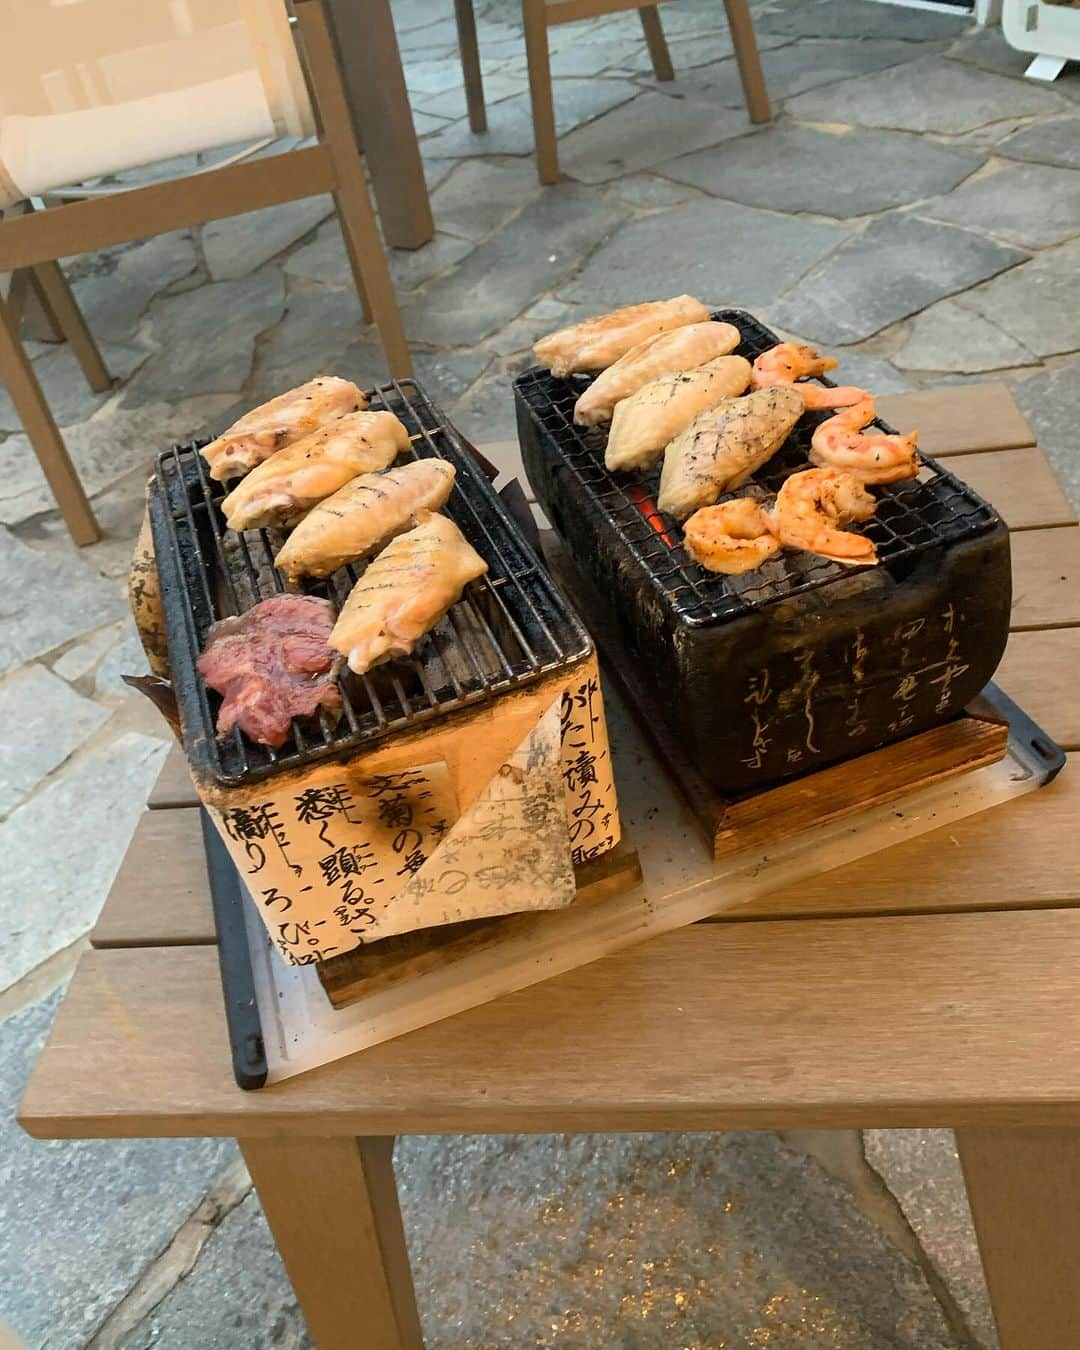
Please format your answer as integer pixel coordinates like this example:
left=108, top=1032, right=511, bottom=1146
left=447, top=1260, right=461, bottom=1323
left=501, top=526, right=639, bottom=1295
left=770, top=467, right=878, bottom=566
left=809, top=398, right=919, bottom=485
left=751, top=342, right=869, bottom=411
left=682, top=498, right=781, bottom=575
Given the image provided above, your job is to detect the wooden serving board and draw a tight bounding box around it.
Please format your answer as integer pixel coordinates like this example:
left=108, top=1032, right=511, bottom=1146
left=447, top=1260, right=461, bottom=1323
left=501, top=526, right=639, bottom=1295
left=249, top=576, right=1025, bottom=1079
left=314, top=702, right=1005, bottom=1012
left=317, top=843, right=642, bottom=1008
left=247, top=714, right=1043, bottom=1083
left=316, top=537, right=1008, bottom=1014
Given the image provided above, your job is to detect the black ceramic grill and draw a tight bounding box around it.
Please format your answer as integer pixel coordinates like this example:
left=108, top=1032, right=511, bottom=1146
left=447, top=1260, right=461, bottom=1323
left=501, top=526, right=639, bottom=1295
left=515, top=309, right=999, bottom=625
left=515, top=307, right=1012, bottom=794
left=149, top=377, right=591, bottom=789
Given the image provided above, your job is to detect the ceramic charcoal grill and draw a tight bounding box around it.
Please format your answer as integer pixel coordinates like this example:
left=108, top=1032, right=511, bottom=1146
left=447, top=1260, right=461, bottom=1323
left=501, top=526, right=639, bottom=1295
left=147, top=377, right=621, bottom=961
left=150, top=377, right=594, bottom=788
left=514, top=309, right=1012, bottom=795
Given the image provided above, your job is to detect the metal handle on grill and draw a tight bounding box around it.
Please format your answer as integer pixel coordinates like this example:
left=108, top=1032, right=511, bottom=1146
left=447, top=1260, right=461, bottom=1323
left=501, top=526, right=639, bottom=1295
left=200, top=809, right=268, bottom=1091
left=971, top=682, right=1067, bottom=785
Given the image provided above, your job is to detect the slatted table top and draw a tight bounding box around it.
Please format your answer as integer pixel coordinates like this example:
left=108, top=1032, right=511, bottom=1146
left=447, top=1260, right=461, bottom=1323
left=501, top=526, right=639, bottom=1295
left=19, top=383, right=1080, bottom=1139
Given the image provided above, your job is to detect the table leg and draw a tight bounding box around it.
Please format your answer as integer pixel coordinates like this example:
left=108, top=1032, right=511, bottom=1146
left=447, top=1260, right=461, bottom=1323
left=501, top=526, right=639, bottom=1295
left=956, top=1126, right=1080, bottom=1349
left=240, top=1135, right=424, bottom=1350
left=323, top=0, right=434, bottom=251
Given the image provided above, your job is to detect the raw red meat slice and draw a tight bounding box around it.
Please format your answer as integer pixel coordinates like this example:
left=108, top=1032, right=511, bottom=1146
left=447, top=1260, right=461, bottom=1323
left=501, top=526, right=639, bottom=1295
left=197, top=594, right=342, bottom=747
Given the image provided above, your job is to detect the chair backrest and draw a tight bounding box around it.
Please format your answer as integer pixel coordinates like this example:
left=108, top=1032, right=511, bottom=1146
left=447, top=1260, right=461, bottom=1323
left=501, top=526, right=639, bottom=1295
left=0, top=0, right=314, bottom=206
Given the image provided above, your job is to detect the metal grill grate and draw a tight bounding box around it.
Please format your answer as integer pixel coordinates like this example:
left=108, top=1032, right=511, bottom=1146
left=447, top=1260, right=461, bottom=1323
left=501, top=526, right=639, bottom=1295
left=150, top=377, right=591, bottom=788
left=514, top=308, right=1000, bottom=628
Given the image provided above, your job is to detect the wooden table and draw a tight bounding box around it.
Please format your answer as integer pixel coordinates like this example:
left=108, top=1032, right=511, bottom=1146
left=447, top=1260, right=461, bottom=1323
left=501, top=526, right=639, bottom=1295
left=325, top=0, right=434, bottom=250
left=19, top=384, right=1080, bottom=1350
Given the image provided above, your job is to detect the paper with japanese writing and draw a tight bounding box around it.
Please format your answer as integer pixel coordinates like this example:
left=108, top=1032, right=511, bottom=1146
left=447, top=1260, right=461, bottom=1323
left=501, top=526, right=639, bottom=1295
left=374, top=671, right=620, bottom=937
left=560, top=667, right=620, bottom=867
left=208, top=762, right=460, bottom=966
left=372, top=693, right=577, bottom=938
left=206, top=661, right=621, bottom=963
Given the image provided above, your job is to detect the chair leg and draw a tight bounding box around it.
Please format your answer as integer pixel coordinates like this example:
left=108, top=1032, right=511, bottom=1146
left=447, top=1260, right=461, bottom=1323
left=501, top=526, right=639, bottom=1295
left=296, top=0, right=413, bottom=379
left=336, top=217, right=374, bottom=325
left=15, top=269, right=64, bottom=343
left=319, top=0, right=434, bottom=250
left=30, top=262, right=112, bottom=392
left=522, top=0, right=559, bottom=185
left=0, top=292, right=100, bottom=546
left=4, top=201, right=67, bottom=345
left=639, top=7, right=674, bottom=82
left=4, top=270, right=34, bottom=324
left=722, top=0, right=772, bottom=124
left=454, top=0, right=488, bottom=134
left=333, top=169, right=411, bottom=377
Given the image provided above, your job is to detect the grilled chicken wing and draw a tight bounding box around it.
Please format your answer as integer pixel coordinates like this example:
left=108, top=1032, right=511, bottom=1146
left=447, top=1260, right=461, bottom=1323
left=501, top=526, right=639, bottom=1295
left=604, top=355, right=752, bottom=473
left=274, top=459, right=457, bottom=584
left=573, top=321, right=742, bottom=427
left=221, top=411, right=410, bottom=532
left=657, top=386, right=804, bottom=520
left=330, top=512, right=488, bottom=675
left=201, top=376, right=365, bottom=481
left=534, top=296, right=711, bottom=378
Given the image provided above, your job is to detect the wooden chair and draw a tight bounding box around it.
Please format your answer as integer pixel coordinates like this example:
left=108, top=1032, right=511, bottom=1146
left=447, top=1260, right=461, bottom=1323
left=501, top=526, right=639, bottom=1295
left=452, top=0, right=772, bottom=184
left=0, top=0, right=411, bottom=548
left=18, top=385, right=1080, bottom=1350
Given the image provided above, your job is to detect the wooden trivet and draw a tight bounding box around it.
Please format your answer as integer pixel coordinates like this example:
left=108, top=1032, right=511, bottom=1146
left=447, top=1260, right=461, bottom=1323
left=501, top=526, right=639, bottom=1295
left=317, top=842, right=641, bottom=1009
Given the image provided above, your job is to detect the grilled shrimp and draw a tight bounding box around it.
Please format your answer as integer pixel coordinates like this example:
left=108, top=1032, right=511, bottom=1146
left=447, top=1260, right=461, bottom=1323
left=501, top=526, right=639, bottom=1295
left=809, top=398, right=919, bottom=484
left=753, top=341, right=837, bottom=386
left=751, top=342, right=868, bottom=411
left=770, top=467, right=878, bottom=566
left=683, top=498, right=782, bottom=575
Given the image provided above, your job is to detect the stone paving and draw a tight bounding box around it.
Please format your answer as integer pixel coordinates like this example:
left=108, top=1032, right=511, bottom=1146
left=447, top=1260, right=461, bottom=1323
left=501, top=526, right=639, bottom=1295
left=3, top=0, right=1080, bottom=1343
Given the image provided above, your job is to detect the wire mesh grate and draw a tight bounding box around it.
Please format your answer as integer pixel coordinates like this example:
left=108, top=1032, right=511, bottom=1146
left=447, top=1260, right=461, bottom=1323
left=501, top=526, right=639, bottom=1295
left=151, top=377, right=591, bottom=787
left=514, top=309, right=1000, bottom=628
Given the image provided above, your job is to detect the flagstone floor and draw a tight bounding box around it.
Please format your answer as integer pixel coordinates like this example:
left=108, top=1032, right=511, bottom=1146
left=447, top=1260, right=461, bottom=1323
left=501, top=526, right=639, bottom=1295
left=4, top=0, right=1079, bottom=1344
